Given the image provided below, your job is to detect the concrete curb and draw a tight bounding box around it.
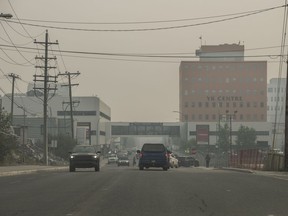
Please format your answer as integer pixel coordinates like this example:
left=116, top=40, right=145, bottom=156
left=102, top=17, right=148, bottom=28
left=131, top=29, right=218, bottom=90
left=0, top=158, right=108, bottom=177
left=0, top=166, right=68, bottom=177
left=216, top=167, right=255, bottom=174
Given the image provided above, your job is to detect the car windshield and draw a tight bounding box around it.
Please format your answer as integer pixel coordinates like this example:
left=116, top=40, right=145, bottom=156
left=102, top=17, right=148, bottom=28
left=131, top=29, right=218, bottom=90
left=73, top=146, right=96, bottom=153
left=142, top=144, right=166, bottom=152
left=109, top=154, right=117, bottom=158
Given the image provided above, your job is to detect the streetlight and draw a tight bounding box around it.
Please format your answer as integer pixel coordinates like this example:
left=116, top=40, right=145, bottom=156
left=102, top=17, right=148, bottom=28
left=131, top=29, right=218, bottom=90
left=226, top=110, right=237, bottom=166
left=0, top=13, right=13, bottom=19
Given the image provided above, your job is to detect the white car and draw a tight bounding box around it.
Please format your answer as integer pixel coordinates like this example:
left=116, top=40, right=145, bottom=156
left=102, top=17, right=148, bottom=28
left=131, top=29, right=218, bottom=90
left=169, top=153, right=179, bottom=168
left=108, top=154, right=118, bottom=164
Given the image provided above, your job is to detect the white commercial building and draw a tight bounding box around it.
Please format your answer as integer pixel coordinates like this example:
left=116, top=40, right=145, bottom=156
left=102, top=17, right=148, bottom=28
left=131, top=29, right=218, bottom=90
left=1, top=87, right=111, bottom=146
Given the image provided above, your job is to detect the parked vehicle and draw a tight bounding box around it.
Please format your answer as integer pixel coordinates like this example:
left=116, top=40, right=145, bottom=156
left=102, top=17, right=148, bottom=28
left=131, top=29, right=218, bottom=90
left=69, top=145, right=101, bottom=172
left=108, top=154, right=118, bottom=164
left=169, top=153, right=179, bottom=168
left=138, top=143, right=170, bottom=171
left=117, top=156, right=130, bottom=166
left=176, top=155, right=199, bottom=167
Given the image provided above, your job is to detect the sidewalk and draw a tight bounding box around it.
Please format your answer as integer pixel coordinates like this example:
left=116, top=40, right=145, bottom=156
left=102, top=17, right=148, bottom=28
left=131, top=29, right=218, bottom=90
left=0, top=165, right=68, bottom=177
left=217, top=166, right=288, bottom=178
left=0, top=157, right=108, bottom=177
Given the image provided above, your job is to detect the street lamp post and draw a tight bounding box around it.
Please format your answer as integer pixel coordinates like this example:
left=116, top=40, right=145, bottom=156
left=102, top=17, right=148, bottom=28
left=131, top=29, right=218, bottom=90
left=226, top=110, right=237, bottom=166
left=0, top=13, right=13, bottom=19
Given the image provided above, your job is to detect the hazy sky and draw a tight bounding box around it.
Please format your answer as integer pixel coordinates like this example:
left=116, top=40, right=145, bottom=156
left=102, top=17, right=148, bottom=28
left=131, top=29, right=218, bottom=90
left=0, top=0, right=286, bottom=122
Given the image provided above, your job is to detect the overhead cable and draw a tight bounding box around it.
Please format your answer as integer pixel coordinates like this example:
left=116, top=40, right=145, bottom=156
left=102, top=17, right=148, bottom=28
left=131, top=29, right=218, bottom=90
left=3, top=4, right=286, bottom=32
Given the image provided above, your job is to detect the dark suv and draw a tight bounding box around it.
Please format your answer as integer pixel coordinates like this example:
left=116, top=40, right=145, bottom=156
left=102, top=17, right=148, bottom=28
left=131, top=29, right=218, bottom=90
left=69, top=145, right=101, bottom=172
left=138, top=143, right=170, bottom=171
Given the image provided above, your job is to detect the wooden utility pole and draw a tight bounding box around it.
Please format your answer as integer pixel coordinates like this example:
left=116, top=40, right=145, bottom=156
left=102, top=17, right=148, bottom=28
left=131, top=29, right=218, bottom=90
left=34, top=30, right=58, bottom=166
left=8, top=73, right=20, bottom=125
left=59, top=71, right=80, bottom=139
left=285, top=59, right=288, bottom=170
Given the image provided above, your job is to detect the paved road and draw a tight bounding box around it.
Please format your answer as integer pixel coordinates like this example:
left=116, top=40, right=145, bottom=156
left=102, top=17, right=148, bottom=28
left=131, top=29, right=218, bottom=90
left=0, top=164, right=288, bottom=216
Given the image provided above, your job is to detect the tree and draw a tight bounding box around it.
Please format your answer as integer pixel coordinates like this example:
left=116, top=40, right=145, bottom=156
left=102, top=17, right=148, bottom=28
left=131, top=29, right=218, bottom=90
left=179, top=138, right=197, bottom=154
left=217, top=123, right=230, bottom=152
left=235, top=125, right=257, bottom=148
left=0, top=112, right=17, bottom=163
left=52, top=134, right=77, bottom=160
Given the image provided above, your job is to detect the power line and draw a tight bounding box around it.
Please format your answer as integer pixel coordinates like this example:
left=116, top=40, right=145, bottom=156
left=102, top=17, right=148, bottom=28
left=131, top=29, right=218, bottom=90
left=3, top=4, right=285, bottom=32
left=0, top=43, right=284, bottom=59
left=0, top=22, right=35, bottom=65
left=9, top=5, right=283, bottom=25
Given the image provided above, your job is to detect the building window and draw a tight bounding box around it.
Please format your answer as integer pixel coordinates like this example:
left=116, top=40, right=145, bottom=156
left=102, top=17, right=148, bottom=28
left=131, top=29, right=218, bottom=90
left=268, top=88, right=273, bottom=93
left=247, top=102, right=250, bottom=108
left=198, top=102, right=202, bottom=108
left=219, top=102, right=223, bottom=107
left=212, top=102, right=216, bottom=108
left=192, top=114, right=195, bottom=121
left=212, top=114, right=216, bottom=120
left=240, top=102, right=243, bottom=108
left=247, top=114, right=251, bottom=120
left=191, top=102, right=195, bottom=107
left=185, top=102, right=188, bottom=108
left=205, top=102, right=209, bottom=108
left=205, top=114, right=209, bottom=120
left=199, top=114, right=202, bottom=120
left=260, top=102, right=264, bottom=108
left=254, top=102, right=257, bottom=108
left=233, top=102, right=237, bottom=107
left=253, top=114, right=257, bottom=120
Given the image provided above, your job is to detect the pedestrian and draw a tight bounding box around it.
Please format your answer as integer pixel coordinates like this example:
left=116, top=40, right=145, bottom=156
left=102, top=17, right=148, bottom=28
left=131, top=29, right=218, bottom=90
left=205, top=154, right=211, bottom=168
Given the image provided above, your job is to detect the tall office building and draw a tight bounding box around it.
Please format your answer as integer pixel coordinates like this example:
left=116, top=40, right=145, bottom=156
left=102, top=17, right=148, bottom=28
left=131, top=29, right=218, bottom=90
left=179, top=44, right=267, bottom=123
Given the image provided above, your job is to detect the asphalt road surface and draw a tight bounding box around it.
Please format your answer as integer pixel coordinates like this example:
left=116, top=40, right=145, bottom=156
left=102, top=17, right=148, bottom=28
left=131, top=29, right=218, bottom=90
left=0, top=164, right=288, bottom=216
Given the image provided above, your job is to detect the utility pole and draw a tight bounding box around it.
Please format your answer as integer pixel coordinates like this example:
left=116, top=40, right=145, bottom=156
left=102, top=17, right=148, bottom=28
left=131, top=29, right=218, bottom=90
left=59, top=71, right=80, bottom=139
left=285, top=59, right=288, bottom=170
left=34, top=30, right=58, bottom=166
left=8, top=73, right=20, bottom=125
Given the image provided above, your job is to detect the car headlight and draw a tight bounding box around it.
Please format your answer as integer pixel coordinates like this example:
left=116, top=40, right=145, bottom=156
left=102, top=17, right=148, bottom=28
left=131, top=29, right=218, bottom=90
left=93, top=155, right=98, bottom=159
left=70, top=155, right=75, bottom=159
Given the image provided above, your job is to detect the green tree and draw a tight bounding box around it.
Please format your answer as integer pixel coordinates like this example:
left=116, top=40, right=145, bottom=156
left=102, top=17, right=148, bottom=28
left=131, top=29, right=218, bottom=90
left=235, top=125, right=257, bottom=148
left=179, top=138, right=197, bottom=154
left=52, top=134, right=77, bottom=160
left=217, top=123, right=230, bottom=152
left=0, top=112, right=17, bottom=163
